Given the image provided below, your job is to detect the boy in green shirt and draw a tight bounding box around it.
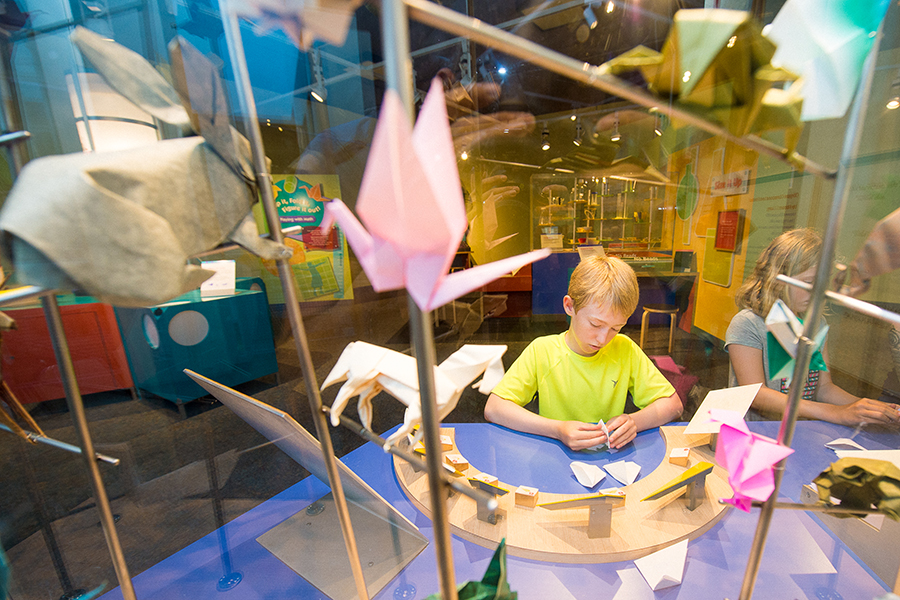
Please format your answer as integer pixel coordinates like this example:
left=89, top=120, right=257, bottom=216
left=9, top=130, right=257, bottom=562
left=485, top=256, right=683, bottom=450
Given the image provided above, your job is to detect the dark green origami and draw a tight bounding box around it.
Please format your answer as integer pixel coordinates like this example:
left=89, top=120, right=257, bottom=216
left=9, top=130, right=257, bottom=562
left=814, top=457, right=900, bottom=520
left=425, top=539, right=516, bottom=600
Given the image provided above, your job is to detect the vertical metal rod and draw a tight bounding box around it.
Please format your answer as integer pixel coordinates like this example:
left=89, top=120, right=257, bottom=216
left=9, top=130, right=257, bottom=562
left=737, top=25, right=883, bottom=600
left=221, top=10, right=370, bottom=600
left=41, top=296, right=137, bottom=600
left=381, top=1, right=458, bottom=598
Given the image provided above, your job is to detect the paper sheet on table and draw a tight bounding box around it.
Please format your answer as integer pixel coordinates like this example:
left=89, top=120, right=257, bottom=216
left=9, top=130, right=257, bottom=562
left=764, top=0, right=891, bottom=121
left=571, top=461, right=606, bottom=488
left=683, top=383, right=761, bottom=435
left=633, top=539, right=688, bottom=591
left=604, top=460, right=641, bottom=486
left=825, top=438, right=866, bottom=452
left=834, top=449, right=900, bottom=470
left=321, top=78, right=549, bottom=312
left=709, top=409, right=794, bottom=511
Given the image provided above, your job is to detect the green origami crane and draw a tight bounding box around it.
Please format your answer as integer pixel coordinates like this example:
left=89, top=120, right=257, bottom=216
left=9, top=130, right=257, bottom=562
left=814, top=457, right=900, bottom=520
left=425, top=539, right=516, bottom=600
left=765, top=299, right=827, bottom=385
left=600, top=9, right=802, bottom=151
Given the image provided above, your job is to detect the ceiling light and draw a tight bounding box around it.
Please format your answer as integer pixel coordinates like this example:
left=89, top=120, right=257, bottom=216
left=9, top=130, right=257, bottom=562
left=573, top=119, right=584, bottom=146
left=498, top=66, right=507, bottom=76
left=654, top=114, right=663, bottom=136
left=605, top=1, right=614, bottom=13
left=610, top=112, right=620, bottom=142
left=541, top=125, right=551, bottom=151
left=460, top=150, right=469, bottom=160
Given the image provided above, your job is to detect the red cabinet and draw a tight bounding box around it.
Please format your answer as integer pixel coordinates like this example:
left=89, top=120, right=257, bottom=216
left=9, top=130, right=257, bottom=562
left=1, top=301, right=133, bottom=404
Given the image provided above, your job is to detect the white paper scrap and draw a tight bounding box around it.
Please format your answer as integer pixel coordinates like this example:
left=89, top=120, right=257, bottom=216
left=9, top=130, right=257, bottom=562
left=604, top=460, right=641, bottom=485
left=825, top=438, right=866, bottom=452
left=633, top=539, right=688, bottom=591
left=570, top=461, right=606, bottom=488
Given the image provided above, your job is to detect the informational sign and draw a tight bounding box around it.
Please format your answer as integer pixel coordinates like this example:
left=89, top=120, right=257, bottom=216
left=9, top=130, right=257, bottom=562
left=711, top=169, right=750, bottom=196
left=253, top=174, right=353, bottom=303
left=715, top=210, right=742, bottom=252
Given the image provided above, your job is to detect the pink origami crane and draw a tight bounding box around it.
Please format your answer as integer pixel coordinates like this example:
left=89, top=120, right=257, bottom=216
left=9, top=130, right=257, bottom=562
left=708, top=409, right=794, bottom=512
left=321, top=78, right=550, bottom=312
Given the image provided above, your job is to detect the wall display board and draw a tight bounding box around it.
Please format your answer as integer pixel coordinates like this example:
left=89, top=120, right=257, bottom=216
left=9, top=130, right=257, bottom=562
left=249, top=174, right=353, bottom=303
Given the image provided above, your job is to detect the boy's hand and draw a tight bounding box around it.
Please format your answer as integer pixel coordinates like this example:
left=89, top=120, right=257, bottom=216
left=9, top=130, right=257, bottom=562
left=555, top=421, right=608, bottom=451
left=606, top=414, right=637, bottom=449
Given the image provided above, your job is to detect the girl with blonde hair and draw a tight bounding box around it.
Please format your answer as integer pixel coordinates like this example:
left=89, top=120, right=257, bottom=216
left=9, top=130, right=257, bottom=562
left=725, top=229, right=900, bottom=426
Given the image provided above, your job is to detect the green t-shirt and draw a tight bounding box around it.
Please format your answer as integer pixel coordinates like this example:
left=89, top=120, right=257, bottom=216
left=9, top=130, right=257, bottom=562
left=490, top=332, right=675, bottom=422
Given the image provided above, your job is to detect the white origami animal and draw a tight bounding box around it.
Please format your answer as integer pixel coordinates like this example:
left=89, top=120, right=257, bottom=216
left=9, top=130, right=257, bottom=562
left=0, top=28, right=290, bottom=307
left=321, top=341, right=507, bottom=449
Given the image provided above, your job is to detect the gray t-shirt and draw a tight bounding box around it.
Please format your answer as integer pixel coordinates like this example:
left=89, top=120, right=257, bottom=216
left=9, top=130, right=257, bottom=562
left=725, top=308, right=821, bottom=403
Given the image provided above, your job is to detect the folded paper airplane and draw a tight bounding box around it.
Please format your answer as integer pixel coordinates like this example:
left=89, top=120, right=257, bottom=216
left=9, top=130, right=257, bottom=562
left=764, top=0, right=891, bottom=121
left=709, top=409, right=794, bottom=511
left=322, top=341, right=506, bottom=449
left=604, top=460, right=641, bottom=486
left=633, top=539, right=688, bottom=590
left=765, top=299, right=828, bottom=385
left=321, top=78, right=550, bottom=312
left=571, top=461, right=607, bottom=488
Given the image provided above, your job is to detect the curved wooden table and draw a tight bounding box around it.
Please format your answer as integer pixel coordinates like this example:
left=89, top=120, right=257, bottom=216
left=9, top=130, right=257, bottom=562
left=393, top=425, right=733, bottom=563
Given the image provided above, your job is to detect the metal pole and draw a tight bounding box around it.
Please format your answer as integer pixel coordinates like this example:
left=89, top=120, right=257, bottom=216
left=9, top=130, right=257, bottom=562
left=401, top=0, right=835, bottom=180
left=220, top=9, right=370, bottom=600
left=381, top=1, right=458, bottom=598
left=41, top=295, right=136, bottom=600
left=737, top=26, right=883, bottom=600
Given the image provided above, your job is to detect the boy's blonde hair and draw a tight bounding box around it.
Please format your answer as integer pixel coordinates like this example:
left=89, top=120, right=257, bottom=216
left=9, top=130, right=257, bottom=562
left=736, top=228, right=822, bottom=317
left=568, top=256, right=639, bottom=316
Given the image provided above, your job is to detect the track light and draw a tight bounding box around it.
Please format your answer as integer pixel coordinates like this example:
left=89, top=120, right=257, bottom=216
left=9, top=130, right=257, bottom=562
left=460, top=149, right=469, bottom=160
left=541, top=125, right=551, bottom=151
left=573, top=119, right=584, bottom=146
left=887, top=71, right=900, bottom=110
left=654, top=113, right=663, bottom=136
left=583, top=5, right=598, bottom=29
left=605, top=0, right=614, bottom=13
left=310, top=48, right=327, bottom=103
left=610, top=112, right=620, bottom=142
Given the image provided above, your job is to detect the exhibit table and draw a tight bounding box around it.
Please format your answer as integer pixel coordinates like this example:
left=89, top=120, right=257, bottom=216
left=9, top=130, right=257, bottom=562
left=98, top=421, right=896, bottom=600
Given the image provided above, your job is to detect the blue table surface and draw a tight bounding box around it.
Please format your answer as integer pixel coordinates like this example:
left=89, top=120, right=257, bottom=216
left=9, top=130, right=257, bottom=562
left=100, top=421, right=899, bottom=600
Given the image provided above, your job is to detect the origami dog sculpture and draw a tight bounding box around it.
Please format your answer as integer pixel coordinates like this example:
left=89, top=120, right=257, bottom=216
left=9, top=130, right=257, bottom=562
left=322, top=341, right=506, bottom=449
left=0, top=28, right=290, bottom=307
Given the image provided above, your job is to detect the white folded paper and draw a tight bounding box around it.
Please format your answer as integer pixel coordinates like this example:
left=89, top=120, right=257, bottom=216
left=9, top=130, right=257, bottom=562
left=824, top=438, right=866, bottom=452
left=604, top=460, right=641, bottom=485
left=634, top=539, right=688, bottom=590
left=684, top=383, right=761, bottom=435
left=571, top=461, right=606, bottom=488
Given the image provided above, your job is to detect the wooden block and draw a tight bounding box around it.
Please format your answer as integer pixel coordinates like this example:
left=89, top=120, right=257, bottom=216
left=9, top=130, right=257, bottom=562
left=515, top=485, right=539, bottom=508
left=669, top=447, right=690, bottom=467
left=440, top=434, right=453, bottom=452
left=471, top=472, right=499, bottom=486
left=444, top=453, right=468, bottom=473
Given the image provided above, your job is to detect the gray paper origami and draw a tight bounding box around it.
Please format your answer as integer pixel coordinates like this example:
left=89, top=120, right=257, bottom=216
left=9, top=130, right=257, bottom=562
left=0, top=28, right=289, bottom=307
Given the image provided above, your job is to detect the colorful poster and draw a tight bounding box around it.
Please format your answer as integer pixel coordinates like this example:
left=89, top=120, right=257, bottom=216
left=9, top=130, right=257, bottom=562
left=251, top=174, right=353, bottom=303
